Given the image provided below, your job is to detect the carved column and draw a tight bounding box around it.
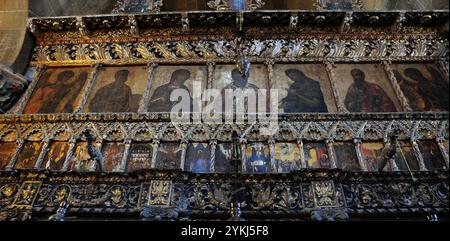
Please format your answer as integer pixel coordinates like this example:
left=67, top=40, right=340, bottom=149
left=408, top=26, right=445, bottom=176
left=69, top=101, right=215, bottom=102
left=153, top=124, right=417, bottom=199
left=237, top=12, right=244, bottom=32
left=128, top=15, right=140, bottom=36
left=324, top=60, right=347, bottom=113
left=383, top=137, right=399, bottom=171
left=340, top=12, right=353, bottom=33
left=9, top=65, right=46, bottom=114
left=289, top=12, right=298, bottom=30
left=150, top=139, right=160, bottom=169
left=181, top=12, right=190, bottom=32
left=94, top=139, right=104, bottom=172
left=139, top=63, right=158, bottom=113
left=411, top=139, right=427, bottom=171
left=354, top=138, right=367, bottom=171
left=76, top=17, right=90, bottom=37
left=297, top=138, right=306, bottom=169
left=326, top=139, right=337, bottom=169
left=382, top=61, right=412, bottom=112
left=391, top=11, right=406, bottom=33
left=438, top=59, right=449, bottom=78
left=268, top=138, right=276, bottom=173
left=179, top=139, right=188, bottom=170
left=436, top=138, right=449, bottom=169
left=209, top=140, right=217, bottom=173
left=75, top=64, right=102, bottom=113
left=118, top=138, right=132, bottom=172
left=62, top=138, right=77, bottom=171
left=265, top=59, right=275, bottom=113
left=240, top=139, right=247, bottom=173
left=34, top=138, right=50, bottom=169
left=206, top=62, right=215, bottom=89
left=5, top=139, right=25, bottom=170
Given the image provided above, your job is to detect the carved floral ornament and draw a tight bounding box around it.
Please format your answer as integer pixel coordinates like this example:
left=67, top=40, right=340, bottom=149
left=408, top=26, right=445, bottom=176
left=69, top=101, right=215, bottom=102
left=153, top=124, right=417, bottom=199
left=0, top=171, right=448, bottom=219
left=30, top=39, right=449, bottom=66
left=0, top=116, right=448, bottom=143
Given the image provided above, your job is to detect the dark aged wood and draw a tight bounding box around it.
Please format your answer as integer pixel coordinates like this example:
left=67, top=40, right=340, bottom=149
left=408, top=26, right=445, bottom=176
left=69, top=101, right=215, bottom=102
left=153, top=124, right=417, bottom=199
left=0, top=8, right=449, bottom=221
left=0, top=169, right=448, bottom=221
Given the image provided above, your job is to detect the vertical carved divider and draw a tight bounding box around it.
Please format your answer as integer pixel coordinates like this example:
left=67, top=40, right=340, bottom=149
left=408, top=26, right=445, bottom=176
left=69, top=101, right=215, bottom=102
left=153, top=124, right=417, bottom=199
left=436, top=138, right=449, bottom=168
left=179, top=139, right=188, bottom=171
left=9, top=65, right=46, bottom=114
left=75, top=64, right=102, bottom=113
left=297, top=138, right=306, bottom=169
left=326, top=138, right=337, bottom=169
left=352, top=0, right=363, bottom=10
left=95, top=138, right=105, bottom=172
left=437, top=59, right=449, bottom=78
left=354, top=138, right=367, bottom=171
left=324, top=60, right=347, bottom=113
left=382, top=61, right=412, bottom=112
left=390, top=11, right=406, bottom=33
left=205, top=62, right=216, bottom=123
left=240, top=139, right=247, bottom=173
left=268, top=138, right=276, bottom=173
left=382, top=136, right=399, bottom=171
left=411, top=138, right=427, bottom=171
left=411, top=121, right=427, bottom=171
left=6, top=139, right=25, bottom=170
left=265, top=59, right=275, bottom=114
left=150, top=139, right=160, bottom=169
left=206, top=62, right=215, bottom=90
left=34, top=138, right=50, bottom=169
left=138, top=63, right=158, bottom=113
left=209, top=140, right=217, bottom=173
left=62, top=138, right=77, bottom=171
left=119, top=138, right=132, bottom=172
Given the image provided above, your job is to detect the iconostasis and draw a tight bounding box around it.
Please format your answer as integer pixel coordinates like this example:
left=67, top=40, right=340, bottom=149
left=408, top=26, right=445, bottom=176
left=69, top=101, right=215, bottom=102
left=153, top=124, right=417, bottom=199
left=1, top=61, right=448, bottom=174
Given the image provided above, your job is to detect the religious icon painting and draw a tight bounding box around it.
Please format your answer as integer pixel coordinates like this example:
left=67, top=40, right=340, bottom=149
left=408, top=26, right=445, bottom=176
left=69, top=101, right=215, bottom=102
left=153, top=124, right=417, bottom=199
left=245, top=143, right=270, bottom=173
left=333, top=64, right=402, bottom=113
left=0, top=71, right=26, bottom=113
left=418, top=141, right=447, bottom=170
left=148, top=65, right=207, bottom=113
left=213, top=64, right=269, bottom=113
left=23, top=67, right=89, bottom=114
left=214, top=143, right=233, bottom=173
left=41, top=141, right=70, bottom=171
left=273, top=64, right=337, bottom=113
left=101, top=142, right=125, bottom=172
left=214, top=64, right=268, bottom=90
left=155, top=143, right=182, bottom=170
left=14, top=141, right=42, bottom=169
left=273, top=142, right=301, bottom=173
left=0, top=142, right=17, bottom=169
left=84, top=66, right=148, bottom=113
left=394, top=141, right=420, bottom=171
left=184, top=143, right=211, bottom=173
left=360, top=142, right=392, bottom=171
left=126, top=142, right=153, bottom=172
left=333, top=142, right=361, bottom=171
left=391, top=63, right=449, bottom=111
left=303, top=142, right=330, bottom=169
left=69, top=142, right=96, bottom=172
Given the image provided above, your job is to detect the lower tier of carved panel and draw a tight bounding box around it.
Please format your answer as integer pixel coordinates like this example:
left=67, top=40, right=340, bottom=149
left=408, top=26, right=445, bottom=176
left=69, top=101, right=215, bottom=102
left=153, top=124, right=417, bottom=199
left=0, top=170, right=448, bottom=221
